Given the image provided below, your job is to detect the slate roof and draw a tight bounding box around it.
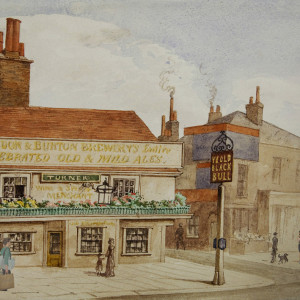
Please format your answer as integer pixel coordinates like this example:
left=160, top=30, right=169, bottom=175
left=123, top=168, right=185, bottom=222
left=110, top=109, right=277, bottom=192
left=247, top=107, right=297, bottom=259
left=0, top=106, right=157, bottom=141
left=207, top=111, right=300, bottom=148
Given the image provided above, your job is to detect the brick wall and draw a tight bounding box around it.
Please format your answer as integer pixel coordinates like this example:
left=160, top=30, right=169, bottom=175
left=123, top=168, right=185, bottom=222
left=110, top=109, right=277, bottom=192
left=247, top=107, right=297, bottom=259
left=0, top=57, right=31, bottom=106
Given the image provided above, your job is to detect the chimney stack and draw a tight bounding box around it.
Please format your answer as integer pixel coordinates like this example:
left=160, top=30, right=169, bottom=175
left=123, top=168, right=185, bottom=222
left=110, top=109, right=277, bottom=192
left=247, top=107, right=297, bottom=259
left=0, top=18, right=33, bottom=107
left=208, top=104, right=222, bottom=123
left=246, top=86, right=264, bottom=125
left=158, top=93, right=179, bottom=142
left=0, top=32, right=3, bottom=52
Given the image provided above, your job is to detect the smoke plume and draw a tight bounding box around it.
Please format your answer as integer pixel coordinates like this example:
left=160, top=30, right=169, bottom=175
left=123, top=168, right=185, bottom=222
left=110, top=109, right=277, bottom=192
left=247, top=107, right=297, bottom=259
left=199, top=63, right=217, bottom=106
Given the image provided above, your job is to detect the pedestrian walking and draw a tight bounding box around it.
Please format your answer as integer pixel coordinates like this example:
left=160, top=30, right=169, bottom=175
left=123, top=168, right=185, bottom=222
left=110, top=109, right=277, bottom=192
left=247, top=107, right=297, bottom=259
left=270, top=232, right=278, bottom=263
left=298, top=231, right=300, bottom=264
left=175, top=223, right=185, bottom=250
left=0, top=238, right=14, bottom=291
left=104, top=238, right=115, bottom=277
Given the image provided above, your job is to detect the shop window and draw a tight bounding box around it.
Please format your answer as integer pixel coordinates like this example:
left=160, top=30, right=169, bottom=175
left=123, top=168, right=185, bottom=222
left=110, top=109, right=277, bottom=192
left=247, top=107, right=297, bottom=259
left=113, top=178, right=135, bottom=197
left=77, top=227, right=104, bottom=254
left=237, top=164, right=248, bottom=197
left=272, top=157, right=282, bottom=184
left=0, top=232, right=33, bottom=253
left=0, top=174, right=30, bottom=200
left=187, top=216, right=199, bottom=238
left=123, top=228, right=151, bottom=255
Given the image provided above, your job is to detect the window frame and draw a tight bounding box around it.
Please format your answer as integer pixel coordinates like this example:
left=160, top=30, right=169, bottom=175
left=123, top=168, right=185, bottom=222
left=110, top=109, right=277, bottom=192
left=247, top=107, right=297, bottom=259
left=272, top=157, right=282, bottom=185
left=75, top=226, right=106, bottom=256
left=237, top=164, right=248, bottom=197
left=186, top=216, right=200, bottom=238
left=111, top=176, right=138, bottom=198
left=122, top=227, right=152, bottom=256
left=0, top=173, right=31, bottom=200
left=0, top=231, right=36, bottom=255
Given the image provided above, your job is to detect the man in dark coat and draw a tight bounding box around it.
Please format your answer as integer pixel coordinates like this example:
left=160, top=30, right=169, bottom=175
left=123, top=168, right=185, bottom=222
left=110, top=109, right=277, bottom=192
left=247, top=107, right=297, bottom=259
left=271, top=232, right=278, bottom=263
left=175, top=223, right=185, bottom=250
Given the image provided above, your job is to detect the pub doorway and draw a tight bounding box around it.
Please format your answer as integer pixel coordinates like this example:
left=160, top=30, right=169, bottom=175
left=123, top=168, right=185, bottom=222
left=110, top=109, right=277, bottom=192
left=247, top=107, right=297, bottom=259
left=47, top=231, right=63, bottom=267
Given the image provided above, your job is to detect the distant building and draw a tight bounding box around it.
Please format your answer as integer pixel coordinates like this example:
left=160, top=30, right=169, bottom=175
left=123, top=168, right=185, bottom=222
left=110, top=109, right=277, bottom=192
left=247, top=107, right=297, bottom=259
left=0, top=18, right=189, bottom=267
left=166, top=86, right=300, bottom=254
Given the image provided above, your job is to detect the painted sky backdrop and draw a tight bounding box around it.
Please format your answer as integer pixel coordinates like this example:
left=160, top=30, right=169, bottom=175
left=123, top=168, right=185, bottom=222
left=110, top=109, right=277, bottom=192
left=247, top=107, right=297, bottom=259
left=0, top=0, right=299, bottom=137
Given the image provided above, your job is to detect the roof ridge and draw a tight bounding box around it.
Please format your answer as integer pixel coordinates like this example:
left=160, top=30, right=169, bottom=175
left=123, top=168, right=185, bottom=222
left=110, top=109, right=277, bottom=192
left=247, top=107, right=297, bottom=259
left=0, top=106, right=136, bottom=113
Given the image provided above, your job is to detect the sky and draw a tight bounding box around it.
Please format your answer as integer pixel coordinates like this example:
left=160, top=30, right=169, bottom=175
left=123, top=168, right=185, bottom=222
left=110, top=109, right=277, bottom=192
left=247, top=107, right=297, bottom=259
left=0, top=0, right=299, bottom=137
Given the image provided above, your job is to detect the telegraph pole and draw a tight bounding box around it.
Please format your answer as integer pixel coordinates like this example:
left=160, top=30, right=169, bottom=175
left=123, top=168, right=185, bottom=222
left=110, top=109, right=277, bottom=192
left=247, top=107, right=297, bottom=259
left=210, top=131, right=234, bottom=286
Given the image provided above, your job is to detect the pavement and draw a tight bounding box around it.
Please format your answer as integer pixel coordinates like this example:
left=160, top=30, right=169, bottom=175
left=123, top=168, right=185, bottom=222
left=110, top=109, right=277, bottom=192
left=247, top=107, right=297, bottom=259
left=0, top=256, right=274, bottom=300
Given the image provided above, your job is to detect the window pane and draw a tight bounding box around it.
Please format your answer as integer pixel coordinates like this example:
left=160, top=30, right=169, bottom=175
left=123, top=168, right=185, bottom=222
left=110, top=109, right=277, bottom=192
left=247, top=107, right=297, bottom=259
left=80, top=227, right=103, bottom=253
left=125, top=228, right=149, bottom=253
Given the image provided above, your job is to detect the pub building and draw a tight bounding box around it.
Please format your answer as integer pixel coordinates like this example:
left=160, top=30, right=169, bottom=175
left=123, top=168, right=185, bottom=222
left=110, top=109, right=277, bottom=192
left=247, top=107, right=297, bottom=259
left=0, top=18, right=190, bottom=267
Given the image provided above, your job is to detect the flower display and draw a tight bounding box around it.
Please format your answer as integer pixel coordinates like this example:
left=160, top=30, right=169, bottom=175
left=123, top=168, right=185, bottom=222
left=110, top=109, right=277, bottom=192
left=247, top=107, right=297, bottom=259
left=0, top=193, right=187, bottom=209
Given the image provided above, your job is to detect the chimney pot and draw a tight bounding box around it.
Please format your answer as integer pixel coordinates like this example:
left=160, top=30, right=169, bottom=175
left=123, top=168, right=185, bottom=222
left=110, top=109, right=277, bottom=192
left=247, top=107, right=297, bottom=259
left=210, top=105, right=214, bottom=113
left=249, top=96, right=253, bottom=104
left=169, top=98, right=174, bottom=121
left=161, top=115, right=166, bottom=136
left=12, top=19, right=21, bottom=53
left=216, top=105, right=221, bottom=113
left=0, top=32, right=3, bottom=52
left=173, top=111, right=177, bottom=121
left=256, top=86, right=260, bottom=103
left=5, top=18, right=14, bottom=52
left=19, top=42, right=24, bottom=56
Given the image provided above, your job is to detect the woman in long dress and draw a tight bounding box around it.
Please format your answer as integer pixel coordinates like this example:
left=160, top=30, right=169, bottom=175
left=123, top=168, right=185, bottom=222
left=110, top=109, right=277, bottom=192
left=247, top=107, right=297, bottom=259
left=104, top=238, right=115, bottom=277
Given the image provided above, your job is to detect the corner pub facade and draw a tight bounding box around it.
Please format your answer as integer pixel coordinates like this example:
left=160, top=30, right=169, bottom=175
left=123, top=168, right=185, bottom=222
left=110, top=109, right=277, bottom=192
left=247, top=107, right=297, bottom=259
left=0, top=18, right=190, bottom=268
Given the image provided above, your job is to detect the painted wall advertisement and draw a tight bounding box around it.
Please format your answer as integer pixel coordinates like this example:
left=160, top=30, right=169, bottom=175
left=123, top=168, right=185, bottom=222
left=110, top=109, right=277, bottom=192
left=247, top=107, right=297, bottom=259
left=0, top=138, right=183, bottom=168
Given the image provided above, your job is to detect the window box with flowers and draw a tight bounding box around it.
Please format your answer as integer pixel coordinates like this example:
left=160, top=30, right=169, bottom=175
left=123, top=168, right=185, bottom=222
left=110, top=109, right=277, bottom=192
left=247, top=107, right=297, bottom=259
left=0, top=193, right=190, bottom=216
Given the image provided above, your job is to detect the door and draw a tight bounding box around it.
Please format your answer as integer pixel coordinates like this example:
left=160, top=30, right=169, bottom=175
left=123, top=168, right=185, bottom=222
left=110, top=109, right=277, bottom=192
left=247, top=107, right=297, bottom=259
left=47, top=232, right=62, bottom=267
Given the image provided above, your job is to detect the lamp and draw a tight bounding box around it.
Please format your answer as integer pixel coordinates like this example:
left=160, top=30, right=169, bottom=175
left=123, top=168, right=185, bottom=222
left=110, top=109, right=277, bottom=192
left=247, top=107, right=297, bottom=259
left=82, top=178, right=115, bottom=205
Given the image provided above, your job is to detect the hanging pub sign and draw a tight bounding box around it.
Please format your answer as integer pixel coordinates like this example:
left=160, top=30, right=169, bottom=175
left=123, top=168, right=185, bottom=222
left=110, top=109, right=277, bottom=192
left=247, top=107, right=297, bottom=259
left=210, top=131, right=234, bottom=183
left=211, top=151, right=233, bottom=183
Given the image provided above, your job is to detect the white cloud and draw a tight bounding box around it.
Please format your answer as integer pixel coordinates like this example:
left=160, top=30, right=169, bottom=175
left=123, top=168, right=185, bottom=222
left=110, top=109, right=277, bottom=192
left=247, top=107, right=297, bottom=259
left=1, top=15, right=210, bottom=137
left=0, top=14, right=299, bottom=137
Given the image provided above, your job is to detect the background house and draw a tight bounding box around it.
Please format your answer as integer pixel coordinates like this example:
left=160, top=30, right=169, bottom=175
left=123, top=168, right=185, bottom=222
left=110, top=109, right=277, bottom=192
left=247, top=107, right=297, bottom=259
left=166, top=86, right=300, bottom=254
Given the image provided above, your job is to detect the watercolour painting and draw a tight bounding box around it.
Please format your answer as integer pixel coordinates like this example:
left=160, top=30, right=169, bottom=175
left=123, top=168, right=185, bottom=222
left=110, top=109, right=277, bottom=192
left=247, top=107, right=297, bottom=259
left=0, top=1, right=299, bottom=299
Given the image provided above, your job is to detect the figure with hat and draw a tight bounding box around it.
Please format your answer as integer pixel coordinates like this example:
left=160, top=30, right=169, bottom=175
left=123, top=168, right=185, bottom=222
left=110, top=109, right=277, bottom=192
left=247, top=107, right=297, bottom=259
left=103, top=238, right=115, bottom=277
left=270, top=232, right=278, bottom=263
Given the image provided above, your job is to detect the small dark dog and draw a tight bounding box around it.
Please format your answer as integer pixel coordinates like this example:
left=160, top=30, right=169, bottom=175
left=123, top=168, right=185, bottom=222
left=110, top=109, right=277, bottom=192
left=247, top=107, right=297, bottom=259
left=278, top=253, right=288, bottom=264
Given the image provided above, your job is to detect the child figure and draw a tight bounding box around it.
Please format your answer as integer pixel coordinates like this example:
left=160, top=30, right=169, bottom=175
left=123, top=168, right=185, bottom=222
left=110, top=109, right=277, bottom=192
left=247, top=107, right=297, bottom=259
left=95, top=253, right=105, bottom=276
